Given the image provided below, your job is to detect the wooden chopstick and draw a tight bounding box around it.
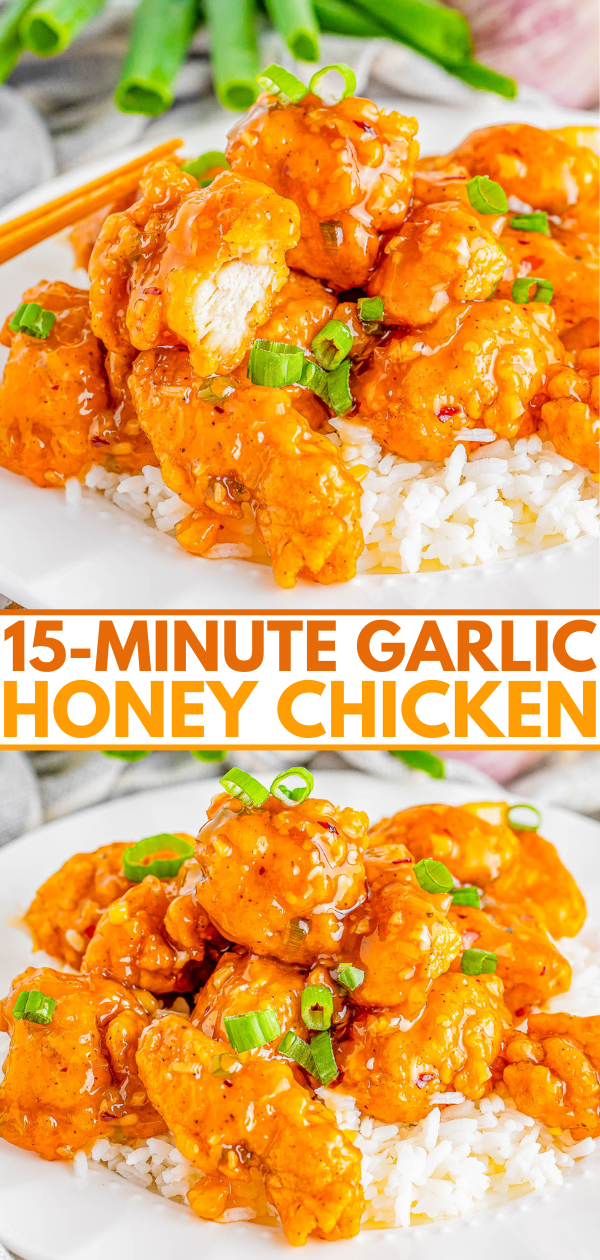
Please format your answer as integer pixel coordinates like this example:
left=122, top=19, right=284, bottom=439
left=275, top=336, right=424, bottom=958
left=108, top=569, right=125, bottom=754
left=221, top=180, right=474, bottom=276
left=0, top=137, right=183, bottom=266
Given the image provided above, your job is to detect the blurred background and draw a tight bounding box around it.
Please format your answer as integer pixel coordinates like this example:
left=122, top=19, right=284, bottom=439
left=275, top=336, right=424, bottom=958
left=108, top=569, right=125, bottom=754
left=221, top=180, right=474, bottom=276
left=0, top=0, right=598, bottom=208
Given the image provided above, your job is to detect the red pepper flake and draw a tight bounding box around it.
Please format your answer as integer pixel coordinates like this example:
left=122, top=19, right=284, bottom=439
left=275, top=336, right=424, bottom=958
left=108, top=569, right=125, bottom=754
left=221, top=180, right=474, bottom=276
left=144, top=287, right=162, bottom=295
left=520, top=255, right=544, bottom=272
left=324, top=822, right=339, bottom=834
left=84, top=924, right=96, bottom=939
left=515, top=1006, right=527, bottom=1019
left=90, top=436, right=110, bottom=447
left=416, top=1073, right=436, bottom=1089
left=437, top=404, right=461, bottom=420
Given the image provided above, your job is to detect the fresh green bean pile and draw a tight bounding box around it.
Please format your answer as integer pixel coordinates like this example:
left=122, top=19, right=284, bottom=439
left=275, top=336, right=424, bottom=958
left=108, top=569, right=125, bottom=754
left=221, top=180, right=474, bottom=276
left=0, top=0, right=516, bottom=113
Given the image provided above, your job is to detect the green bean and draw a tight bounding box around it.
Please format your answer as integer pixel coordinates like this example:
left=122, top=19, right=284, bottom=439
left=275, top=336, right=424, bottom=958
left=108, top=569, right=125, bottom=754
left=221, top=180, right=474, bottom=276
left=115, top=0, right=199, bottom=116
left=265, top=0, right=319, bottom=61
left=0, top=0, right=36, bottom=81
left=205, top=0, right=260, bottom=110
left=350, top=0, right=472, bottom=65
left=21, top=0, right=106, bottom=57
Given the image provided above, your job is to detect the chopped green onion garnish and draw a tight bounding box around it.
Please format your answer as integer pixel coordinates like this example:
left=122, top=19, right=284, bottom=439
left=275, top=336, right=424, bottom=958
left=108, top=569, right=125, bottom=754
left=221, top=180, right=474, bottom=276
left=224, top=1007, right=281, bottom=1051
left=451, top=886, right=480, bottom=908
left=461, top=949, right=497, bottom=975
left=509, top=211, right=549, bottom=235
left=327, top=359, right=354, bottom=415
left=181, top=150, right=230, bottom=184
left=286, top=916, right=310, bottom=952
left=511, top=277, right=553, bottom=304
left=331, top=963, right=364, bottom=991
left=413, top=857, right=454, bottom=895
left=189, top=750, right=227, bottom=761
left=388, top=750, right=445, bottom=779
left=209, top=1051, right=240, bottom=1078
left=467, top=175, right=508, bottom=215
left=301, top=984, right=333, bottom=1030
left=278, top=1030, right=315, bottom=1072
left=308, top=61, right=356, bottom=102
left=9, top=301, right=56, bottom=339
left=358, top=296, right=384, bottom=323
left=320, top=219, right=343, bottom=249
left=310, top=1030, right=338, bottom=1085
left=256, top=61, right=308, bottom=103
left=220, top=768, right=270, bottom=808
left=506, top=804, right=542, bottom=832
left=300, top=357, right=330, bottom=400
left=13, top=989, right=56, bottom=1024
left=102, top=750, right=149, bottom=761
left=311, top=319, right=353, bottom=370
left=122, top=833, right=194, bottom=882
left=270, top=766, right=314, bottom=804
left=247, top=339, right=305, bottom=387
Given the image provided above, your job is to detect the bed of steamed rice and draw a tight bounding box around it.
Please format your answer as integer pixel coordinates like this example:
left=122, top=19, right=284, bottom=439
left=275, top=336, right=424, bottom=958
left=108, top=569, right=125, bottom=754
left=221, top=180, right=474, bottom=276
left=73, top=930, right=600, bottom=1233
left=79, top=426, right=599, bottom=575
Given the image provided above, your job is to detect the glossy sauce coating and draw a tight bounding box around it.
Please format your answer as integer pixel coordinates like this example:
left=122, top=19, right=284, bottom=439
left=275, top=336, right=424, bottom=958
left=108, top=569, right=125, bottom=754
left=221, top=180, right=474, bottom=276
left=24, top=841, right=132, bottom=968
left=130, top=346, right=363, bottom=587
left=136, top=1013, right=364, bottom=1245
left=503, top=1013, right=600, bottom=1138
left=0, top=967, right=164, bottom=1159
left=192, top=949, right=306, bottom=1048
left=540, top=347, right=599, bottom=472
left=370, top=802, right=520, bottom=886
left=484, top=828, right=587, bottom=939
left=227, top=92, right=418, bottom=289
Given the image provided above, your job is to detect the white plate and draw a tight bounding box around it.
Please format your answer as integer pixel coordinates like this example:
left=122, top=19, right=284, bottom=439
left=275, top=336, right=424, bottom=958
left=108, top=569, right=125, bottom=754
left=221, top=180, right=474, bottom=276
left=0, top=770, right=599, bottom=1260
left=1, top=104, right=598, bottom=610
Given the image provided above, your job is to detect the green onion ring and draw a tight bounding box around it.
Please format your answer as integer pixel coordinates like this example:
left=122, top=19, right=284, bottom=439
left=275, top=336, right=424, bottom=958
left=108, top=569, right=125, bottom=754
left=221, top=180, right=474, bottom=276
left=331, top=963, right=364, bottom=990
left=309, top=61, right=356, bottom=102
left=311, top=319, right=354, bottom=370
left=224, top=1007, right=281, bottom=1051
left=451, top=886, right=480, bottom=908
left=247, top=339, right=305, bottom=387
left=256, top=61, right=308, bottom=103
left=13, top=989, right=56, bottom=1024
left=270, top=766, right=314, bottom=804
left=9, top=301, right=56, bottom=339
left=278, top=1030, right=316, bottom=1072
left=220, top=767, right=270, bottom=808
left=413, top=857, right=454, bottom=895
left=509, top=211, right=549, bottom=235
left=326, top=359, right=354, bottom=415
left=310, top=1030, right=338, bottom=1085
left=357, top=296, right=384, bottom=323
left=511, top=277, right=553, bottom=304
left=460, top=949, right=497, bottom=976
left=388, top=750, right=445, bottom=779
left=467, top=175, right=508, bottom=215
left=301, top=984, right=334, bottom=1030
left=181, top=150, right=230, bottom=184
left=299, top=357, right=330, bottom=400
left=122, top=833, right=194, bottom=883
left=506, top=803, right=542, bottom=832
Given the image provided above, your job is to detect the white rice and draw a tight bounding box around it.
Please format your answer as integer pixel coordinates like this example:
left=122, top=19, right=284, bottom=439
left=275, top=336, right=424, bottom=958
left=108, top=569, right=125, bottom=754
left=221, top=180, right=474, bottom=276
left=77, top=929, right=600, bottom=1233
left=82, top=427, right=599, bottom=575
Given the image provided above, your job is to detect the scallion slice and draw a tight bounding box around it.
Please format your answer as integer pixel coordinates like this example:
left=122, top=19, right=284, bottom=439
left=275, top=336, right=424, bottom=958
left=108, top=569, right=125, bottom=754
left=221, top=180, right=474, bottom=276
left=278, top=1029, right=315, bottom=1072
left=413, top=857, right=454, bottom=895
left=9, top=301, right=56, bottom=339
left=389, top=750, right=445, bottom=779
left=256, top=61, right=308, bottom=104
left=311, top=319, right=353, bottom=370
left=461, top=949, right=497, bottom=976
left=511, top=277, right=553, bottom=304
left=286, top=916, right=310, bottom=952
left=311, top=1030, right=338, bottom=1085
left=102, top=750, right=149, bottom=761
left=209, top=1051, right=240, bottom=1078
left=13, top=989, right=56, bottom=1024
left=327, top=359, right=354, bottom=415
left=357, top=296, right=384, bottom=323
left=189, top=750, right=227, bottom=761
left=509, top=211, right=549, bottom=235
left=320, top=219, right=343, bottom=249
left=301, top=984, right=333, bottom=1030
left=300, top=357, right=330, bottom=400
left=247, top=339, right=305, bottom=387
left=220, top=768, right=270, bottom=808
left=270, top=766, right=314, bottom=803
left=122, top=833, right=194, bottom=882
left=224, top=1007, right=281, bottom=1051
left=181, top=150, right=230, bottom=185
left=331, top=963, right=364, bottom=991
left=451, top=886, right=480, bottom=908
left=309, top=61, right=356, bottom=103
left=467, top=175, right=508, bottom=215
left=506, top=804, right=542, bottom=832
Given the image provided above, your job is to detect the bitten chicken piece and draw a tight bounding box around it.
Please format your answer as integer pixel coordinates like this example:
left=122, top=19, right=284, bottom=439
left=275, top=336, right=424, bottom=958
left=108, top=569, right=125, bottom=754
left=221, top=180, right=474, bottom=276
left=194, top=791, right=368, bottom=964
left=227, top=92, right=418, bottom=289
left=82, top=862, right=219, bottom=994
left=192, top=950, right=306, bottom=1047
left=136, top=1014, right=364, bottom=1245
left=25, top=842, right=132, bottom=969
left=448, top=896, right=571, bottom=1017
left=352, top=299, right=563, bottom=461
left=484, top=827, right=587, bottom=939
left=339, top=840, right=461, bottom=1014
left=503, top=1013, right=600, bottom=1138
left=497, top=227, right=599, bottom=339
left=368, top=201, right=506, bottom=325
left=130, top=346, right=363, bottom=587
left=540, top=349, right=599, bottom=472
left=89, top=160, right=300, bottom=377
left=0, top=967, right=164, bottom=1159
left=337, top=972, right=512, bottom=1124
left=370, top=802, right=519, bottom=886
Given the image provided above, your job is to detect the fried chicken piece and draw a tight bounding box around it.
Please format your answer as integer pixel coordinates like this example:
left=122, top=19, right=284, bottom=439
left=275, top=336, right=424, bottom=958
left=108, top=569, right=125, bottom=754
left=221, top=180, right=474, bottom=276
left=250, top=269, right=336, bottom=431
left=337, top=972, right=512, bottom=1124
left=0, top=967, right=164, bottom=1159
left=368, top=201, right=506, bottom=326
left=484, top=828, right=587, bottom=939
left=227, top=92, right=418, bottom=290
left=136, top=1013, right=364, bottom=1245
left=339, top=840, right=461, bottom=1014
left=194, top=791, right=368, bottom=964
left=192, top=950, right=306, bottom=1046
left=539, top=349, right=599, bottom=472
left=70, top=188, right=137, bottom=272
left=370, top=802, right=519, bottom=886
left=130, top=346, right=363, bottom=587
left=89, top=160, right=300, bottom=377
left=352, top=299, right=563, bottom=461
left=82, top=861, right=219, bottom=994
left=496, top=225, right=599, bottom=338
left=96, top=346, right=159, bottom=472
left=448, top=896, right=571, bottom=1017
left=24, top=842, right=132, bottom=969
left=503, top=1013, right=600, bottom=1139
